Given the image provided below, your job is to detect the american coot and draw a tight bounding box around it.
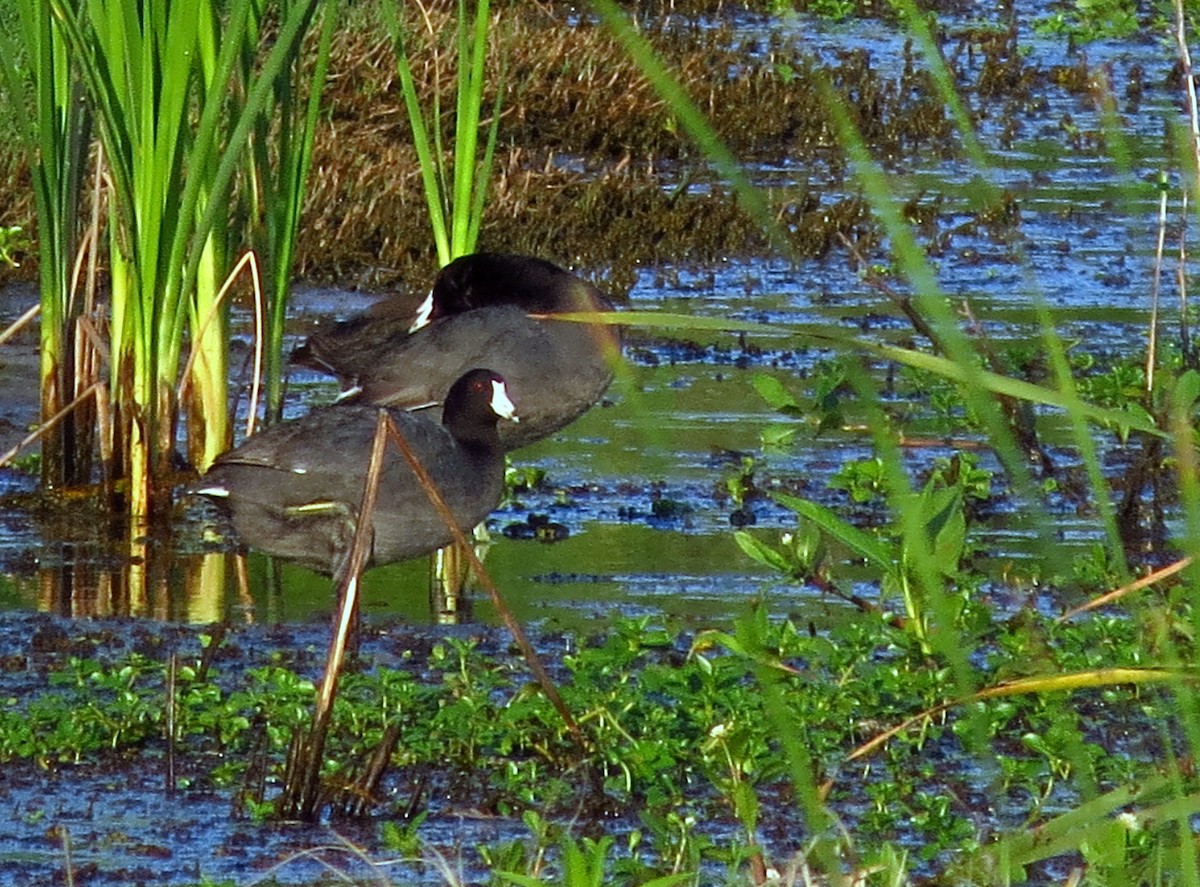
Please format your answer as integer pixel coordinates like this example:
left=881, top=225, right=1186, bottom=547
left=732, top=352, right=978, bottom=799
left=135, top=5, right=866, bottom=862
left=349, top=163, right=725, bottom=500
left=195, top=369, right=517, bottom=579
left=291, top=253, right=620, bottom=451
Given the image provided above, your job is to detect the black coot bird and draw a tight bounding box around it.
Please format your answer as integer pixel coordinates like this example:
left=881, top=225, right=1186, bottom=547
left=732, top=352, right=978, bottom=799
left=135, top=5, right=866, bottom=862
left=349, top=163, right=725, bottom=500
left=291, top=253, right=620, bottom=451
left=195, top=369, right=517, bottom=579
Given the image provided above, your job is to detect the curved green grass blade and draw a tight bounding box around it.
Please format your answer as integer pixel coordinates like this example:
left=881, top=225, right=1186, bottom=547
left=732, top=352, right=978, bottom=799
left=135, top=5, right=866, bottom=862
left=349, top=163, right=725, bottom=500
left=964, top=776, right=1200, bottom=878
left=553, top=310, right=1165, bottom=437
left=770, top=492, right=894, bottom=573
left=849, top=666, right=1187, bottom=763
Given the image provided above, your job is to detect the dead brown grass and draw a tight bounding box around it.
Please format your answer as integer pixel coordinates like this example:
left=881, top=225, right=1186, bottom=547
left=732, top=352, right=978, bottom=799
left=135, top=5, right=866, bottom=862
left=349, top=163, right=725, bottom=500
left=284, top=1, right=956, bottom=290
left=0, top=0, right=972, bottom=293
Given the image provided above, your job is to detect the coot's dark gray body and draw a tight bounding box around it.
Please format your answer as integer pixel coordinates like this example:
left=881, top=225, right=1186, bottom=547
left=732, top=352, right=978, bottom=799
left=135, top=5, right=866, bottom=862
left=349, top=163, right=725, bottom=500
left=291, top=253, right=619, bottom=451
left=354, top=303, right=615, bottom=450
left=197, top=370, right=515, bottom=577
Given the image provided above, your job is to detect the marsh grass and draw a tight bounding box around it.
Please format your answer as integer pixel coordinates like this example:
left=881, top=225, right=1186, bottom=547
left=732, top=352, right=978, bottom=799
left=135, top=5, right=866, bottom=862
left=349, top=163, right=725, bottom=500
left=594, top=0, right=1200, bottom=881
left=381, top=0, right=501, bottom=265
left=250, top=0, right=343, bottom=424
left=0, top=1, right=92, bottom=491
left=277, top=4, right=937, bottom=288
left=277, top=407, right=585, bottom=822
left=0, top=0, right=332, bottom=519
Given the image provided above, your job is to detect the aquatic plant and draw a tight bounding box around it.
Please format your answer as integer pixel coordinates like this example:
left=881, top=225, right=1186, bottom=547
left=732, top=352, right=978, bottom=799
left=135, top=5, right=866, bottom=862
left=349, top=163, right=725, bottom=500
left=382, top=0, right=501, bottom=265
left=250, top=0, right=343, bottom=425
left=0, top=0, right=334, bottom=518
left=0, top=1, right=93, bottom=491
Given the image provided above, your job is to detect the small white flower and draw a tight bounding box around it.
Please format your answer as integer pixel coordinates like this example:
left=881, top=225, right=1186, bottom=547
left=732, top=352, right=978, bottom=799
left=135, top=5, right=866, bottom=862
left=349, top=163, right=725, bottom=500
left=1117, top=812, right=1141, bottom=832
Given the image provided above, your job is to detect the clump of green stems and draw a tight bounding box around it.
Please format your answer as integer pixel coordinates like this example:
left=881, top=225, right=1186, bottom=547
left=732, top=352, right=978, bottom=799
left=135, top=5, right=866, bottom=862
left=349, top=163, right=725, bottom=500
left=0, top=1, right=92, bottom=491
left=382, top=0, right=502, bottom=266
left=0, top=0, right=338, bottom=517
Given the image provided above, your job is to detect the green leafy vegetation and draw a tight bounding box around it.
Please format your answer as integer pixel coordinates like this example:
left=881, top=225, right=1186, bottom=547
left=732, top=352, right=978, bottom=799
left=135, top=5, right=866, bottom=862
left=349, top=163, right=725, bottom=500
left=1033, top=0, right=1141, bottom=40
left=1, top=603, right=1194, bottom=882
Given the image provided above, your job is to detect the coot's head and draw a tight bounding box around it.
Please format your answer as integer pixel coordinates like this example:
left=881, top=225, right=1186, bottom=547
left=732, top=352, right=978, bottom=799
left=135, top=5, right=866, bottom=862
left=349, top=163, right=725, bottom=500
left=443, top=368, right=519, bottom=444
left=408, top=253, right=609, bottom=332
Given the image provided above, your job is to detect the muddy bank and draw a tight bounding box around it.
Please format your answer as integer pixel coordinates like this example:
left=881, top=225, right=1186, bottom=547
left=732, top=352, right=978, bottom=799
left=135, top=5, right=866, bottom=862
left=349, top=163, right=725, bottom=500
left=0, top=2, right=1103, bottom=295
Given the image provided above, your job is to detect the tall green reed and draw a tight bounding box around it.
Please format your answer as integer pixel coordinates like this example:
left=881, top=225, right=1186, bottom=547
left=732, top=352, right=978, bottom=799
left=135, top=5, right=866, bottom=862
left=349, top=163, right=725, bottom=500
left=0, top=0, right=93, bottom=489
left=44, top=0, right=324, bottom=517
left=249, top=0, right=342, bottom=425
left=383, top=0, right=502, bottom=265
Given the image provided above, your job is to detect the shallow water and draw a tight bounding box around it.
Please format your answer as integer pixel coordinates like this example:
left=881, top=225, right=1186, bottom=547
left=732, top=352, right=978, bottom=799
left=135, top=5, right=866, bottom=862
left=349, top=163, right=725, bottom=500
left=6, top=250, right=1170, bottom=631
left=0, top=3, right=1182, bottom=629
